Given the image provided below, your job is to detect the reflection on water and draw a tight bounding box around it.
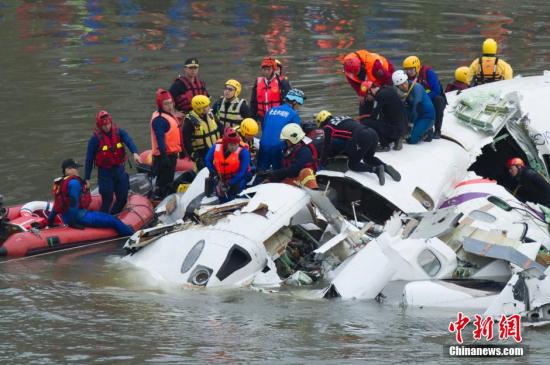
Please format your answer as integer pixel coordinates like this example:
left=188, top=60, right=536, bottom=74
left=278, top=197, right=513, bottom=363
left=2, top=0, right=550, bottom=362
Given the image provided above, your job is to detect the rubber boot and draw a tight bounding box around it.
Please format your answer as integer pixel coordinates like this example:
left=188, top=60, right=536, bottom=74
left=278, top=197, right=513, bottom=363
left=393, top=137, right=403, bottom=151
left=375, top=165, right=385, bottom=185
left=384, top=164, right=401, bottom=182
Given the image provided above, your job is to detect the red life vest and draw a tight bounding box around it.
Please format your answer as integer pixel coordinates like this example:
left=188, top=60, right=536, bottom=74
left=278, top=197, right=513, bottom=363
left=256, top=76, right=282, bottom=118
left=445, top=80, right=469, bottom=93
left=283, top=138, right=319, bottom=171
left=174, top=76, right=208, bottom=112
left=213, top=143, right=243, bottom=182
left=94, top=124, right=126, bottom=169
left=417, top=65, right=433, bottom=92
left=52, top=176, right=91, bottom=214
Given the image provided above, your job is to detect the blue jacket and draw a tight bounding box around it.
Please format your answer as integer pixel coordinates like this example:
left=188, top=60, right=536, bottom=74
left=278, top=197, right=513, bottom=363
left=422, top=67, right=442, bottom=100
left=205, top=144, right=251, bottom=186
left=271, top=143, right=313, bottom=182
left=260, top=103, right=301, bottom=147
left=85, top=128, right=139, bottom=180
left=406, top=83, right=435, bottom=123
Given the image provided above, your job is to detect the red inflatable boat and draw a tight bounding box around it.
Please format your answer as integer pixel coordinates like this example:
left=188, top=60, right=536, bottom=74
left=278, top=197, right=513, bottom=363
left=138, top=149, right=195, bottom=172
left=0, top=194, right=154, bottom=258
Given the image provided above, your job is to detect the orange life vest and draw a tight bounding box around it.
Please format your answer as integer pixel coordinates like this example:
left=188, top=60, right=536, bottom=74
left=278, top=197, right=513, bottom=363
left=213, top=143, right=242, bottom=182
left=344, top=50, right=390, bottom=83
left=150, top=111, right=182, bottom=156
left=93, top=124, right=126, bottom=169
left=475, top=56, right=502, bottom=84
left=256, top=76, right=282, bottom=118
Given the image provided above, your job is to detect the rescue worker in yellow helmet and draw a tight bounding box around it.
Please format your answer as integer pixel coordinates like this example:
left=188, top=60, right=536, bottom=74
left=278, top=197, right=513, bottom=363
left=183, top=95, right=221, bottom=170
left=212, top=79, right=251, bottom=130
left=468, top=38, right=513, bottom=85
left=258, top=124, right=319, bottom=189
left=445, top=66, right=470, bottom=93
left=236, top=118, right=259, bottom=162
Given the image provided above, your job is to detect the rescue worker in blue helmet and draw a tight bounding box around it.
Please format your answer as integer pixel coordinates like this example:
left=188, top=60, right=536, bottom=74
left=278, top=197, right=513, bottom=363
left=257, top=88, right=304, bottom=172
left=85, top=110, right=141, bottom=214
left=47, top=159, right=134, bottom=236
left=393, top=70, right=435, bottom=145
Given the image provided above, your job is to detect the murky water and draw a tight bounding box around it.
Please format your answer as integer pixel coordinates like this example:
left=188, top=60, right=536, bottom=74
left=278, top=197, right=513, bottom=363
left=2, top=0, right=550, bottom=363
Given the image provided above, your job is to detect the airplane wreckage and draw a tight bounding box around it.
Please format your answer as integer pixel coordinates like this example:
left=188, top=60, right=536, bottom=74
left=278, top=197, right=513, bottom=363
left=122, top=73, right=550, bottom=326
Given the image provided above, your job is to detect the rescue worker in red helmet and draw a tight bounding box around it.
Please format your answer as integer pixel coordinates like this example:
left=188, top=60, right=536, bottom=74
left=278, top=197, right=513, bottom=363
left=150, top=89, right=183, bottom=199
left=250, top=56, right=291, bottom=125
left=343, top=50, right=394, bottom=117
left=507, top=157, right=550, bottom=208
left=47, top=159, right=134, bottom=236
left=205, top=127, right=251, bottom=203
left=84, top=110, right=141, bottom=214
left=169, top=57, right=209, bottom=113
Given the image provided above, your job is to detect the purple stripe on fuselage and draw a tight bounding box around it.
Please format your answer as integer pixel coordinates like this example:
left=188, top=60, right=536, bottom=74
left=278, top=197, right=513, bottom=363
left=439, top=192, right=490, bottom=208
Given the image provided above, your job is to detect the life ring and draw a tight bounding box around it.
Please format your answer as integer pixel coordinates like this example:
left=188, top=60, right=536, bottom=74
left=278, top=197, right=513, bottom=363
left=20, top=201, right=52, bottom=217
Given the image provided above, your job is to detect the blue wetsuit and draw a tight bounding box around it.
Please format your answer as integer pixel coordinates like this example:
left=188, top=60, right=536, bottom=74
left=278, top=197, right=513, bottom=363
left=205, top=144, right=251, bottom=203
left=257, top=103, right=301, bottom=171
left=85, top=128, right=138, bottom=214
left=48, top=178, right=134, bottom=236
left=406, top=83, right=435, bottom=144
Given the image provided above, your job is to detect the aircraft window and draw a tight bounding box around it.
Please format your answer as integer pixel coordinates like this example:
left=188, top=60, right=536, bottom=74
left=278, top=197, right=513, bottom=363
left=467, top=210, right=497, bottom=223
left=181, top=240, right=205, bottom=274
left=417, top=249, right=441, bottom=277
left=216, top=244, right=252, bottom=281
left=188, top=265, right=213, bottom=286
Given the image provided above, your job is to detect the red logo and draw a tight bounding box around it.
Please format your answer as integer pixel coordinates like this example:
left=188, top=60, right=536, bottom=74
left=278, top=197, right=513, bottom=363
left=449, top=313, right=522, bottom=344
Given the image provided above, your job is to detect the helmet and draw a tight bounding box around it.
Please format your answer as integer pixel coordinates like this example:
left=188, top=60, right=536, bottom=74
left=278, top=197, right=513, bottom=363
left=454, top=66, right=470, bottom=84
left=343, top=55, right=361, bottom=77
left=315, top=110, right=332, bottom=126
left=261, top=56, right=276, bottom=69
left=222, top=127, right=241, bottom=145
left=506, top=157, right=525, bottom=169
left=280, top=123, right=305, bottom=145
left=156, top=88, right=173, bottom=109
left=402, top=56, right=421, bottom=73
left=96, top=110, right=112, bottom=127
left=240, top=118, right=259, bottom=136
left=302, top=120, right=318, bottom=134
left=225, top=79, right=241, bottom=97
left=482, top=38, right=497, bottom=55
left=392, top=70, right=409, bottom=86
left=275, top=59, right=283, bottom=71
left=191, top=95, right=210, bottom=114
left=285, top=88, right=305, bottom=105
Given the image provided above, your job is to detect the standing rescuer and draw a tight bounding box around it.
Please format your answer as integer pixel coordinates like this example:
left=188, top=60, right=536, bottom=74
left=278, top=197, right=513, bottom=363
left=183, top=95, right=221, bottom=170
left=212, top=79, right=250, bottom=130
left=48, top=159, right=134, bottom=236
left=85, top=110, right=141, bottom=214
left=169, top=57, right=209, bottom=113
left=250, top=56, right=291, bottom=125
left=468, top=38, right=513, bottom=86
left=205, top=127, right=251, bottom=203
left=507, top=157, right=550, bottom=208
left=150, top=89, right=183, bottom=199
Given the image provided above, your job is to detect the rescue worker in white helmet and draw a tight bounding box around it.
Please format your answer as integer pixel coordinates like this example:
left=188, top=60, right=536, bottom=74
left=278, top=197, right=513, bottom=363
left=182, top=95, right=221, bottom=170
left=212, top=79, right=251, bottom=130
left=468, top=38, right=513, bottom=86
left=258, top=124, right=319, bottom=189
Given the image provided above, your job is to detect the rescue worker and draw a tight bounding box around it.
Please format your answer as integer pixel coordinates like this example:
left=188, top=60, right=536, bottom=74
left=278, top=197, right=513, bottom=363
left=402, top=56, right=446, bottom=139
left=343, top=50, right=394, bottom=116
left=393, top=70, right=435, bottom=145
left=212, top=79, right=251, bottom=130
left=507, top=157, right=550, bottom=208
left=445, top=66, right=470, bottom=93
left=169, top=57, right=209, bottom=113
left=250, top=56, right=291, bottom=125
left=183, top=95, right=221, bottom=170
left=468, top=38, right=513, bottom=86
left=274, top=58, right=292, bottom=86
left=360, top=81, right=407, bottom=151
left=316, top=111, right=400, bottom=186
left=236, top=118, right=260, bottom=162
left=84, top=110, right=141, bottom=214
left=150, top=89, right=182, bottom=199
left=257, top=88, right=304, bottom=171
left=47, top=159, right=134, bottom=236
left=260, top=124, right=319, bottom=189
left=205, top=128, right=251, bottom=203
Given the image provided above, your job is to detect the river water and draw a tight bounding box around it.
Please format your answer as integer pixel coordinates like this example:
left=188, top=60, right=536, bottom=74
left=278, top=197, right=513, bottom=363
left=1, top=0, right=550, bottom=363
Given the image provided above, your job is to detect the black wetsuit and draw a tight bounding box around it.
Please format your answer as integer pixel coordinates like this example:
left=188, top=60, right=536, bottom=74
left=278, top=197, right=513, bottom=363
left=514, top=167, right=550, bottom=208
